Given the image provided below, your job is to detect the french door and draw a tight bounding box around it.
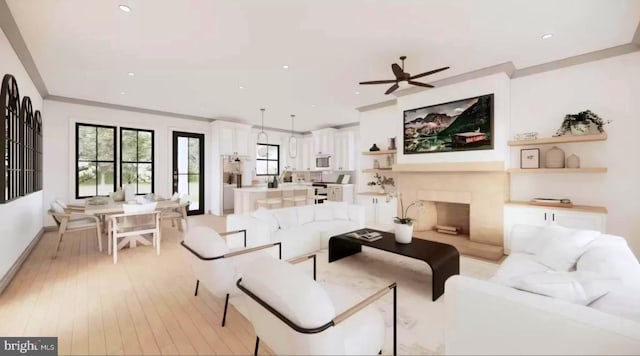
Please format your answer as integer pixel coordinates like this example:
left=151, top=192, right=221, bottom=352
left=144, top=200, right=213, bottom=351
left=172, top=131, right=205, bottom=215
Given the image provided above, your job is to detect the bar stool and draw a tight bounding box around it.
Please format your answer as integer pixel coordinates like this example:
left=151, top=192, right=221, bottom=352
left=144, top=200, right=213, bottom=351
left=312, top=187, right=328, bottom=205
left=255, top=190, right=283, bottom=210
left=282, top=189, right=308, bottom=207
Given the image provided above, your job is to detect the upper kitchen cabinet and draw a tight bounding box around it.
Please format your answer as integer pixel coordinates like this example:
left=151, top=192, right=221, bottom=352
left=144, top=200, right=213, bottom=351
left=334, top=130, right=357, bottom=171
left=311, top=128, right=337, bottom=156
left=214, top=121, right=252, bottom=156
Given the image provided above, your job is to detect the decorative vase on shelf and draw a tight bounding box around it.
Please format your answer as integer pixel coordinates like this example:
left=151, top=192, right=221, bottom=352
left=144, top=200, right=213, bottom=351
left=388, top=137, right=397, bottom=150
left=566, top=154, right=581, bottom=168
left=369, top=144, right=380, bottom=152
left=546, top=146, right=565, bottom=168
left=373, top=159, right=380, bottom=169
left=570, top=122, right=590, bottom=136
left=394, top=222, right=413, bottom=244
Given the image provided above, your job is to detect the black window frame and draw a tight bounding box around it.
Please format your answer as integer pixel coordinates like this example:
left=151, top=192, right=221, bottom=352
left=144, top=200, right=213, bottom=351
left=255, top=143, right=280, bottom=176
left=119, top=127, right=155, bottom=195
left=75, top=122, right=117, bottom=199
left=1, top=74, right=22, bottom=203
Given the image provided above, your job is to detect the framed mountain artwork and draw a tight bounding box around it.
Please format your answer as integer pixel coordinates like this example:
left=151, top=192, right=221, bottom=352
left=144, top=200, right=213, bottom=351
left=403, top=94, right=494, bottom=154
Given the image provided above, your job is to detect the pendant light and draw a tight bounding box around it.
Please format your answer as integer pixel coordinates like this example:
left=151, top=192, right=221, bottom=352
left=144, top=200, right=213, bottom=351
left=288, top=114, right=298, bottom=158
left=257, top=108, right=268, bottom=144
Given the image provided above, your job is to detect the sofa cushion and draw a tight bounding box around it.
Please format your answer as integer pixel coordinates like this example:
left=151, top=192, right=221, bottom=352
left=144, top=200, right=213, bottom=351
left=324, top=201, right=349, bottom=220
left=242, top=255, right=336, bottom=328
left=272, top=207, right=298, bottom=230
left=251, top=208, right=279, bottom=233
left=511, top=271, right=611, bottom=305
left=491, top=253, right=551, bottom=286
left=589, top=284, right=640, bottom=322
left=310, top=220, right=362, bottom=249
left=577, top=236, right=640, bottom=282
left=535, top=227, right=600, bottom=271
left=271, top=226, right=322, bottom=259
left=297, top=205, right=315, bottom=225
left=314, top=205, right=334, bottom=221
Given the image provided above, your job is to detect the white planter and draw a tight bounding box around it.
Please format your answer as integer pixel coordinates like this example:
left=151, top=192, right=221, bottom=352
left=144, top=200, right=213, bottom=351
left=570, top=122, right=590, bottom=135
left=394, top=222, right=413, bottom=244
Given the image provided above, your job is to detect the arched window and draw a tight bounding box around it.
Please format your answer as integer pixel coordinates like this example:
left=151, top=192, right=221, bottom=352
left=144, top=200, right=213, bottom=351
left=21, top=96, right=33, bottom=195
left=34, top=110, right=42, bottom=191
left=1, top=74, right=21, bottom=203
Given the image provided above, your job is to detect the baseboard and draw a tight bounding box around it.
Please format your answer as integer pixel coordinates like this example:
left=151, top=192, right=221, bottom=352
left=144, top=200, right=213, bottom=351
left=0, top=227, right=45, bottom=296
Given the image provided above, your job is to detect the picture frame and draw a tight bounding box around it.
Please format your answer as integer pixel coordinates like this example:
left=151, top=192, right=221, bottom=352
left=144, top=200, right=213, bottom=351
left=403, top=93, right=494, bottom=154
left=520, top=148, right=540, bottom=169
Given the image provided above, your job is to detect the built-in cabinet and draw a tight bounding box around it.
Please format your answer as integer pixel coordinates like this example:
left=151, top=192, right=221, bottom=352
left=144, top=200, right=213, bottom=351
left=312, top=128, right=336, bottom=156
left=333, top=131, right=357, bottom=170
left=296, top=136, right=313, bottom=171
left=327, top=184, right=354, bottom=203
left=356, top=194, right=397, bottom=231
left=217, top=122, right=252, bottom=156
left=503, top=203, right=607, bottom=253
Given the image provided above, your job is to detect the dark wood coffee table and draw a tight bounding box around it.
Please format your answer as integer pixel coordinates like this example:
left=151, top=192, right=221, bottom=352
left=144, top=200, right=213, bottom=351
left=329, top=229, right=460, bottom=301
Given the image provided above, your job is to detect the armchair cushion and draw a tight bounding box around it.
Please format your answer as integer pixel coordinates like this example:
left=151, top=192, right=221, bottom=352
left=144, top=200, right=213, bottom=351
left=242, top=254, right=336, bottom=328
left=184, top=226, right=229, bottom=258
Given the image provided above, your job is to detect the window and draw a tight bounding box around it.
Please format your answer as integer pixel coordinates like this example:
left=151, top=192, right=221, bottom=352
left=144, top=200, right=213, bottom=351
left=21, top=97, right=33, bottom=195
left=34, top=111, right=42, bottom=191
left=256, top=144, right=279, bottom=176
left=120, top=127, right=154, bottom=194
left=1, top=74, right=21, bottom=202
left=76, top=123, right=116, bottom=198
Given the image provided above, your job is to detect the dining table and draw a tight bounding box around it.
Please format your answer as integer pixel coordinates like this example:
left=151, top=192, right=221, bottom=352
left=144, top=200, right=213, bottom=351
left=84, top=197, right=182, bottom=249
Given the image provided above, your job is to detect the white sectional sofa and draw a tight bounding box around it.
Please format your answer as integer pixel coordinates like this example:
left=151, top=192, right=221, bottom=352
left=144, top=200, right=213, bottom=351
left=226, top=202, right=365, bottom=259
left=445, top=224, right=640, bottom=355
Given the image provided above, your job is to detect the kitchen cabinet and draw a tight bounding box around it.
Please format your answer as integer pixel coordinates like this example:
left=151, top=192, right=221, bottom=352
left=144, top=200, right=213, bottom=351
left=216, top=122, right=251, bottom=156
left=311, top=128, right=336, bottom=156
left=333, top=131, right=356, bottom=171
left=298, top=137, right=312, bottom=171
left=356, top=195, right=397, bottom=231
left=504, top=203, right=606, bottom=253
left=223, top=185, right=234, bottom=211
left=327, top=184, right=354, bottom=203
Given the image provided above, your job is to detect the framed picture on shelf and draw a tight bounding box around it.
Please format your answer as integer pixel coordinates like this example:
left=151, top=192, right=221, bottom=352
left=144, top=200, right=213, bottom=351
left=520, top=148, right=540, bottom=169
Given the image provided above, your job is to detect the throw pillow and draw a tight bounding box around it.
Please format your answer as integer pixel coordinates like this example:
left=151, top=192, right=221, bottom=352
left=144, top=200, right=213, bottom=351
left=577, top=236, right=640, bottom=282
left=314, top=205, right=334, bottom=221
left=297, top=205, right=315, bottom=225
left=251, top=208, right=280, bottom=233
left=491, top=254, right=551, bottom=286
left=522, top=225, right=575, bottom=255
left=272, top=208, right=298, bottom=230
left=535, top=228, right=600, bottom=271
left=513, top=271, right=611, bottom=305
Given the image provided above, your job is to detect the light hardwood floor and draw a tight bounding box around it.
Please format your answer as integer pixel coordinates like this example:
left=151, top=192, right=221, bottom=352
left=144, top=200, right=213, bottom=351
left=0, top=215, right=273, bottom=355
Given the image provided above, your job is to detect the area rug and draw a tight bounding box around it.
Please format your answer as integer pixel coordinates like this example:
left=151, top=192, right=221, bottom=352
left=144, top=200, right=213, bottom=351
left=230, top=247, right=498, bottom=355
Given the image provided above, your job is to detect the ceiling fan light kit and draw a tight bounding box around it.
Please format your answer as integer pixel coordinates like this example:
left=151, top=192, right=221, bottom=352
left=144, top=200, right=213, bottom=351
left=257, top=108, right=268, bottom=144
left=359, top=56, right=449, bottom=95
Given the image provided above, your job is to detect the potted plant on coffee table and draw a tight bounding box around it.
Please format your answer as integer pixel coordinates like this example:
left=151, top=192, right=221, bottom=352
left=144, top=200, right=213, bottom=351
left=394, top=199, right=426, bottom=244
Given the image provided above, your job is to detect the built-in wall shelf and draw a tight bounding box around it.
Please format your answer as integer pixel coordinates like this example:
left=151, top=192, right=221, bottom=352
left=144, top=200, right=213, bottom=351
left=362, top=168, right=393, bottom=173
left=507, top=167, right=607, bottom=174
left=362, top=150, right=397, bottom=156
left=357, top=192, right=388, bottom=196
left=507, top=133, right=607, bottom=146
left=506, top=201, right=607, bottom=214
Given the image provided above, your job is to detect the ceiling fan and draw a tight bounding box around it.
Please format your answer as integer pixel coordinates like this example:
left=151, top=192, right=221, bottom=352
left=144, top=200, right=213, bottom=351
left=359, top=56, right=449, bottom=95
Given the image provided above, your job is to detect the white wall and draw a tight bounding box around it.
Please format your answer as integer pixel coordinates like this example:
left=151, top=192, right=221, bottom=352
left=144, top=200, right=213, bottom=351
left=0, top=29, right=44, bottom=279
left=42, top=100, right=212, bottom=224
left=358, top=52, right=640, bottom=256
left=510, top=51, right=640, bottom=255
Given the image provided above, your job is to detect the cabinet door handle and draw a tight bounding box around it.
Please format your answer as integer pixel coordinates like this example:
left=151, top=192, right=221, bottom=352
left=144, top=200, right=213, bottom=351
left=544, top=212, right=547, bottom=221
left=552, top=213, right=555, bottom=222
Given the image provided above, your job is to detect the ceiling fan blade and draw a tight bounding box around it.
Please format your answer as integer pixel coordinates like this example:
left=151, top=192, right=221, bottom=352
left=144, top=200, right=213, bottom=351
left=408, top=81, right=434, bottom=88
left=359, top=79, right=398, bottom=85
left=391, top=63, right=404, bottom=79
left=409, top=66, right=450, bottom=80
left=385, top=83, right=399, bottom=95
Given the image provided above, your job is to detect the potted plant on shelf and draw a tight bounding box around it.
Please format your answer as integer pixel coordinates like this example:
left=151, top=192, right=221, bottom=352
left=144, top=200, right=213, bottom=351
left=393, top=198, right=426, bottom=244
left=554, top=110, right=612, bottom=136
left=366, top=173, right=395, bottom=194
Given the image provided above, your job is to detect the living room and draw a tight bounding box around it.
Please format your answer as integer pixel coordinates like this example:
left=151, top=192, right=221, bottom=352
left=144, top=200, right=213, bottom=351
left=1, top=1, right=639, bottom=355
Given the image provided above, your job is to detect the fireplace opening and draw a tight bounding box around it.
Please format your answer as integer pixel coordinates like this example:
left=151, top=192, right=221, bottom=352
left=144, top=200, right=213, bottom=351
left=418, top=200, right=470, bottom=238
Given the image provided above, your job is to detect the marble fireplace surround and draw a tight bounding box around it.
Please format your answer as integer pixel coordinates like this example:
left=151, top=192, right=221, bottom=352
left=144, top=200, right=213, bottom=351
left=394, top=161, right=508, bottom=247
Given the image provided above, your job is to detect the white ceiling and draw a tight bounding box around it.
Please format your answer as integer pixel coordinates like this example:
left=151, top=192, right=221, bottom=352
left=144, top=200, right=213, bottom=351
left=7, top=0, right=640, bottom=131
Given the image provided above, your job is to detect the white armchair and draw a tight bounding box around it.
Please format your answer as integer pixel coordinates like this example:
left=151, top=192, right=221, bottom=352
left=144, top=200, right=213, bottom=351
left=48, top=199, right=102, bottom=258
left=237, top=256, right=397, bottom=355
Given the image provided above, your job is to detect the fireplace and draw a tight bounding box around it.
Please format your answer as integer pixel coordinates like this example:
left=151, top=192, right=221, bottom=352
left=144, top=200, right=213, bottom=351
left=416, top=190, right=472, bottom=237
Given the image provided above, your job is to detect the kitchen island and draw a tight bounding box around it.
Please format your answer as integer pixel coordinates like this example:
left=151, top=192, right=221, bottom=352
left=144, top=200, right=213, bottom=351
left=233, top=185, right=315, bottom=214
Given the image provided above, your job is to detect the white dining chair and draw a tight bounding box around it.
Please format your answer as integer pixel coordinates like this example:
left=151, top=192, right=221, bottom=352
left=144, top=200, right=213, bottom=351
left=108, top=202, right=161, bottom=264
left=161, top=199, right=190, bottom=231
left=48, top=200, right=102, bottom=258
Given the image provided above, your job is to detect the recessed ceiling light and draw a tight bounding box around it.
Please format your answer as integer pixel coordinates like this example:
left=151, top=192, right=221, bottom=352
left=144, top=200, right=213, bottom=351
left=239, top=85, right=244, bottom=89
left=127, top=72, right=135, bottom=76
left=119, top=5, right=131, bottom=12
left=282, top=65, right=289, bottom=69
left=311, top=104, right=316, bottom=108
left=120, top=91, right=126, bottom=95
left=541, top=33, right=553, bottom=40
left=355, top=91, right=360, bottom=95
